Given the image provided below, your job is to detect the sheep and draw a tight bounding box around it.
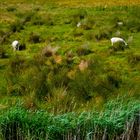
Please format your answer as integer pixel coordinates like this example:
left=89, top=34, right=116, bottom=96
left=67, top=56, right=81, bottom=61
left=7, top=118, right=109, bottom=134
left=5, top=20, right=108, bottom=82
left=11, top=40, right=19, bottom=51
left=77, top=22, right=81, bottom=28
left=117, top=22, right=123, bottom=26
left=111, top=37, right=127, bottom=46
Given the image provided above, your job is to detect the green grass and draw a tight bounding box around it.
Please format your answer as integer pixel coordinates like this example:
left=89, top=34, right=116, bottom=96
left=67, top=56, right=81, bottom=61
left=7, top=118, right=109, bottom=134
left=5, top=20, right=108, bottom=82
left=0, top=97, right=139, bottom=140
left=0, top=2, right=140, bottom=109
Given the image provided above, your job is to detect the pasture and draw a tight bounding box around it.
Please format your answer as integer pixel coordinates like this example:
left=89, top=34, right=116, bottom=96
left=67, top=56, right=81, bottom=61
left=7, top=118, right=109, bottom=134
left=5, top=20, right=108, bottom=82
left=0, top=0, right=140, bottom=139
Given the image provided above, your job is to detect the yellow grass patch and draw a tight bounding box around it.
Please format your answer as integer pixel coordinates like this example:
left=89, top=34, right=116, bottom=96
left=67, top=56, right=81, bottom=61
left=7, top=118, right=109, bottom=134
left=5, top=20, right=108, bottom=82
left=52, top=0, right=140, bottom=7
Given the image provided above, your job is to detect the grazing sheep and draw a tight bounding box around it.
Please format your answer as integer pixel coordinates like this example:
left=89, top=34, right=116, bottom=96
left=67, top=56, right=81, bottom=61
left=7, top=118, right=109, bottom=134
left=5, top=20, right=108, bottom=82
left=77, top=22, right=81, bottom=28
left=111, top=37, right=127, bottom=46
left=11, top=40, right=19, bottom=51
left=117, top=22, right=123, bottom=26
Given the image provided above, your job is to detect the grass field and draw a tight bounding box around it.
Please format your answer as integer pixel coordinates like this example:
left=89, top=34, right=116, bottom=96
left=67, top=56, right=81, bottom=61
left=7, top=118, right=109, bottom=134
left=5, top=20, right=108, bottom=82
left=0, top=0, right=140, bottom=139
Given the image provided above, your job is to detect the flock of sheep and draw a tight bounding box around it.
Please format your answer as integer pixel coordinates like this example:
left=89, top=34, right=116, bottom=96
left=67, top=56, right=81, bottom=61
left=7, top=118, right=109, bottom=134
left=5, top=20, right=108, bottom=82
left=11, top=22, right=128, bottom=51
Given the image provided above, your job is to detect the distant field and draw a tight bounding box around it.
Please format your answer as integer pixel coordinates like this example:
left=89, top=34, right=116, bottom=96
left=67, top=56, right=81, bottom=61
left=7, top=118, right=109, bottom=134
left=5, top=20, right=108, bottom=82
left=52, top=0, right=140, bottom=7
left=1, top=0, right=140, bottom=6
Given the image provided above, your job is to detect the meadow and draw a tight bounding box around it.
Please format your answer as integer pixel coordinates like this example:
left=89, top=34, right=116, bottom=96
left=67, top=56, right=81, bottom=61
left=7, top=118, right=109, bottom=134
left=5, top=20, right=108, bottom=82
left=0, top=0, right=140, bottom=139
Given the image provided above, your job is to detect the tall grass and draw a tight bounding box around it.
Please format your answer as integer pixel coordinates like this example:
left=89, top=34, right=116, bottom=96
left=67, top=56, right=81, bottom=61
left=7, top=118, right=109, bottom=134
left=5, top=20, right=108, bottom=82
left=0, top=97, right=140, bottom=140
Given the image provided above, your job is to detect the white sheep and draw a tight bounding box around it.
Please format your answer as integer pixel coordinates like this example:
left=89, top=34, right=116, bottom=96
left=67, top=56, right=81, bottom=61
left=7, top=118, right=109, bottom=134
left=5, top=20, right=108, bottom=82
left=11, top=40, right=19, bottom=51
left=111, top=37, right=127, bottom=46
left=117, top=22, right=123, bottom=26
left=77, top=22, right=81, bottom=28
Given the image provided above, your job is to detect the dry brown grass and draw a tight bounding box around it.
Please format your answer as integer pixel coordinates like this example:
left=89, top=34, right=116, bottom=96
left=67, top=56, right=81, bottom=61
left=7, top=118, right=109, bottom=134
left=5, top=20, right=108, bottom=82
left=1, top=0, right=140, bottom=8
left=52, top=0, right=140, bottom=7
